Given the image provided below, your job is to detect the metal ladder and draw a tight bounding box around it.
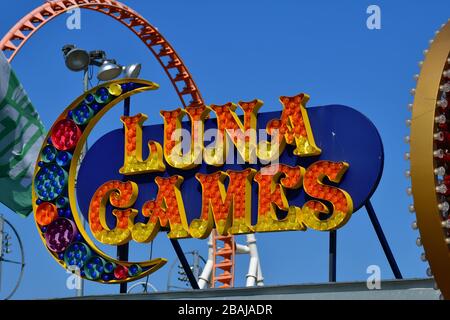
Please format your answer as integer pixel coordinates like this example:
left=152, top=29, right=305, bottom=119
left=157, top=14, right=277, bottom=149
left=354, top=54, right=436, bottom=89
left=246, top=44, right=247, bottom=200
left=211, top=230, right=235, bottom=288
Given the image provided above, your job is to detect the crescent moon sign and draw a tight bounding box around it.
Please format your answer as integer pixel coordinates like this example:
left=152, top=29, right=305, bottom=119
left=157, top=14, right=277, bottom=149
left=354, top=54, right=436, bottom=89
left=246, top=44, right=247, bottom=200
left=32, top=79, right=167, bottom=283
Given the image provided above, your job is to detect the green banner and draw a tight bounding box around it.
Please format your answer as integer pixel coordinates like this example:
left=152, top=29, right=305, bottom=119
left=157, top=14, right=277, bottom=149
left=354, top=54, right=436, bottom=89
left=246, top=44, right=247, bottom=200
left=0, top=52, right=45, bottom=216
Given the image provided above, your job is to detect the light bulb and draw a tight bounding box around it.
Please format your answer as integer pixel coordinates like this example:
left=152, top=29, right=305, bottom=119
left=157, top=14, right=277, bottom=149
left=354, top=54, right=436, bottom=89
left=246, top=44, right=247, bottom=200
left=438, top=201, right=449, bottom=213
left=437, top=100, right=448, bottom=108
left=434, top=149, right=444, bottom=158
left=441, top=220, right=450, bottom=229
left=434, top=132, right=444, bottom=141
left=440, top=83, right=450, bottom=93
left=416, top=237, right=422, bottom=246
left=436, top=184, right=448, bottom=194
left=435, top=114, right=446, bottom=124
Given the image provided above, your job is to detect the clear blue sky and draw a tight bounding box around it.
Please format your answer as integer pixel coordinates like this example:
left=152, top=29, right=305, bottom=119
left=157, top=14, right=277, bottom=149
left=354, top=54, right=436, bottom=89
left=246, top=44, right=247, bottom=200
left=0, top=0, right=449, bottom=299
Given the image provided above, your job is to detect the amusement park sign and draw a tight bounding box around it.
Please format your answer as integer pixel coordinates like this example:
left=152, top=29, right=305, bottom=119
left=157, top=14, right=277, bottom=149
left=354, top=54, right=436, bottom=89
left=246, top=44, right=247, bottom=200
left=0, top=0, right=381, bottom=284
left=77, top=91, right=383, bottom=240
left=31, top=79, right=383, bottom=283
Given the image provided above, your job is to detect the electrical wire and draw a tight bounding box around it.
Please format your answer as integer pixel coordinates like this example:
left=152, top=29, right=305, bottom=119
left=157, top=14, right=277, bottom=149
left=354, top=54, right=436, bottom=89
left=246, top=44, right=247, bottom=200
left=88, top=65, right=94, bottom=89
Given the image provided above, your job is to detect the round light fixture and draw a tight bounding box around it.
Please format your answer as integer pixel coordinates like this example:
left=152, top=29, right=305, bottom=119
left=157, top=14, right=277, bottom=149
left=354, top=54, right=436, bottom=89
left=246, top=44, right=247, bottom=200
left=63, top=46, right=90, bottom=72
left=123, top=63, right=142, bottom=78
left=97, top=60, right=122, bottom=81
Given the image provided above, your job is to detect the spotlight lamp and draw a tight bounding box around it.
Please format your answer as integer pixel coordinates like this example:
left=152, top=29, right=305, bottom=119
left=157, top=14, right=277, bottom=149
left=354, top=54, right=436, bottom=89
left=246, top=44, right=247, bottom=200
left=123, top=63, right=142, bottom=78
left=97, top=60, right=122, bottom=81
left=62, top=44, right=90, bottom=72
left=62, top=45, right=142, bottom=83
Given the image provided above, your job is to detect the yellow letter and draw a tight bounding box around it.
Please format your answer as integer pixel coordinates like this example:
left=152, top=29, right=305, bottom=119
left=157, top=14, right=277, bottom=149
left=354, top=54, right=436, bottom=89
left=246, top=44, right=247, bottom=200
left=89, top=180, right=138, bottom=245
left=120, top=113, right=165, bottom=175
left=132, top=175, right=190, bottom=242
left=301, top=161, right=353, bottom=231
left=204, top=100, right=262, bottom=165
left=190, top=169, right=256, bottom=238
left=161, top=106, right=210, bottom=169
left=258, top=93, right=321, bottom=161
left=254, top=164, right=306, bottom=232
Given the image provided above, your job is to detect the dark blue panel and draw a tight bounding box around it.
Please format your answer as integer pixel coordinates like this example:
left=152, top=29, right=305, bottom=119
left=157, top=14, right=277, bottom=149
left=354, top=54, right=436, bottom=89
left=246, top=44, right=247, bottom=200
left=77, top=105, right=383, bottom=228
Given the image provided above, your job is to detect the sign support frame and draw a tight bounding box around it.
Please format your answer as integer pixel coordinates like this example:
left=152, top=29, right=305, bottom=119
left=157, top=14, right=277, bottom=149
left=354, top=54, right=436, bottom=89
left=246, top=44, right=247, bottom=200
left=365, top=200, right=403, bottom=279
left=329, top=200, right=403, bottom=282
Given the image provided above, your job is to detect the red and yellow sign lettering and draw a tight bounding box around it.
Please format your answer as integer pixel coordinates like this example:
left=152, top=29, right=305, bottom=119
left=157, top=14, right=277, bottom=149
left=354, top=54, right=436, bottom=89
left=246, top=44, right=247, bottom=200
left=89, top=180, right=138, bottom=245
left=85, top=92, right=354, bottom=245
left=254, top=164, right=306, bottom=232
left=302, top=161, right=353, bottom=230
left=120, top=113, right=165, bottom=174
left=258, top=93, right=321, bottom=161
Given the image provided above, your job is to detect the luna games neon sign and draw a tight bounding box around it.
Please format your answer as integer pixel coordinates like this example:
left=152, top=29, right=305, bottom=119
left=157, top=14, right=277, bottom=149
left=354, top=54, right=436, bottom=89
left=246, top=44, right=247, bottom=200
left=32, top=79, right=383, bottom=283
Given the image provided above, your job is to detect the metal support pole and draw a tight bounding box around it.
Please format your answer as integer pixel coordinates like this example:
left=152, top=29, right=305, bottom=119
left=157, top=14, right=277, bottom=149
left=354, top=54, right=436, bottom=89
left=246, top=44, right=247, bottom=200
left=170, top=239, right=200, bottom=289
left=83, top=68, right=89, bottom=93
left=246, top=234, right=259, bottom=287
left=117, top=96, right=131, bottom=294
left=329, top=230, right=337, bottom=282
left=75, top=69, right=90, bottom=297
left=117, top=244, right=129, bottom=293
left=192, top=250, right=200, bottom=281
left=124, top=96, right=130, bottom=117
left=365, top=200, right=403, bottom=279
left=198, top=235, right=214, bottom=289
